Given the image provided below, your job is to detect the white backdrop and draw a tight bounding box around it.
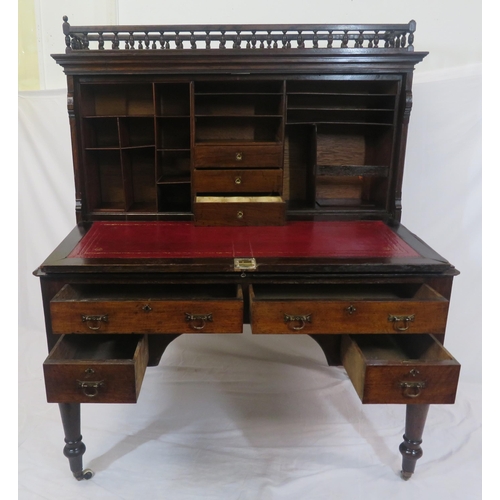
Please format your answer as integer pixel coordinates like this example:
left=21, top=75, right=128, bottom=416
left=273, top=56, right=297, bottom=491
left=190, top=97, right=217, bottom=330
left=19, top=2, right=482, bottom=499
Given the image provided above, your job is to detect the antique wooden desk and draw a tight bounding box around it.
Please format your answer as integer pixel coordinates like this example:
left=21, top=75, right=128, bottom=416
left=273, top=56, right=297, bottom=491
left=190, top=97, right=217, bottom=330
left=34, top=18, right=460, bottom=481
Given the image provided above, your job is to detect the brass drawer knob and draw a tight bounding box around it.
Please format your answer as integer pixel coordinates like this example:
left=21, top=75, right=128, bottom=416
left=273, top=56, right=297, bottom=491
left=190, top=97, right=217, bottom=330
left=235, top=176, right=242, bottom=185
left=185, top=313, right=213, bottom=330
left=235, top=152, right=243, bottom=161
left=81, top=314, right=108, bottom=331
left=284, top=313, right=312, bottom=331
left=237, top=210, right=244, bottom=219
left=388, top=314, right=415, bottom=331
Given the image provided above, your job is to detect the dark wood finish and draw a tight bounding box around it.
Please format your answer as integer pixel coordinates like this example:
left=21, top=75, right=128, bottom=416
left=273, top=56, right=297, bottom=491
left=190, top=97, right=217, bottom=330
left=194, top=144, right=283, bottom=168
left=61, top=17, right=417, bottom=52
left=147, top=334, right=181, bottom=366
left=194, top=197, right=286, bottom=226
left=58, top=403, right=93, bottom=480
left=194, top=168, right=283, bottom=193
left=400, top=404, right=430, bottom=480
left=309, top=335, right=342, bottom=366
left=33, top=19, right=461, bottom=480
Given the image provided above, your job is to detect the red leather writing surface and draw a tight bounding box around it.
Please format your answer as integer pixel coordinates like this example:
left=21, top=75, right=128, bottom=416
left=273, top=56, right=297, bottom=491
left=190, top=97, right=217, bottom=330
left=68, top=221, right=419, bottom=259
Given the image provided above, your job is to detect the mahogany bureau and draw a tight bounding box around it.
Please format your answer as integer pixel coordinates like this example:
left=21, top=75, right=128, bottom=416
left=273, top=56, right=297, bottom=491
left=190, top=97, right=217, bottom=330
left=34, top=18, right=461, bottom=481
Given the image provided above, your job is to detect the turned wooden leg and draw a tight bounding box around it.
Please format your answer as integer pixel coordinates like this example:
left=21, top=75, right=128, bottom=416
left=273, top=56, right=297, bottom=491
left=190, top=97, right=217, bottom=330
left=58, top=403, right=94, bottom=480
left=399, top=404, right=430, bottom=480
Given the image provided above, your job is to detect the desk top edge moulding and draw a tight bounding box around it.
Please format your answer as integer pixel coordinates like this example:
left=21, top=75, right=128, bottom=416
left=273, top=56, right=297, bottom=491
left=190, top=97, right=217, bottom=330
left=35, top=17, right=460, bottom=482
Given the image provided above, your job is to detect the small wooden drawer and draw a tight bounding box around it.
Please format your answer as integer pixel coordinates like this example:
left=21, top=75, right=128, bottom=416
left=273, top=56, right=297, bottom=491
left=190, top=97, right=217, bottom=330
left=194, top=168, right=283, bottom=193
left=341, top=334, right=460, bottom=404
left=194, top=144, right=283, bottom=168
left=43, top=334, right=148, bottom=403
left=50, top=284, right=244, bottom=334
left=250, top=283, right=449, bottom=334
left=194, top=196, right=286, bottom=226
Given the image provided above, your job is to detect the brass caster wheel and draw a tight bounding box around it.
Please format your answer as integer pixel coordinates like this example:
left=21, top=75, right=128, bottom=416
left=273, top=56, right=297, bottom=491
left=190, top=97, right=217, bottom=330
left=401, top=470, right=413, bottom=481
left=74, top=469, right=94, bottom=481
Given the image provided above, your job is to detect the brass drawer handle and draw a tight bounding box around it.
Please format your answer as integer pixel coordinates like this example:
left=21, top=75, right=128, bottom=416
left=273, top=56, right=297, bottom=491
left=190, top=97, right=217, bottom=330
left=81, top=314, right=108, bottom=331
left=284, top=314, right=312, bottom=331
left=388, top=314, right=415, bottom=331
left=400, top=381, right=426, bottom=398
left=235, top=152, right=243, bottom=161
left=235, top=176, right=242, bottom=185
left=77, top=380, right=105, bottom=398
left=185, top=313, right=213, bottom=330
left=237, top=210, right=244, bottom=219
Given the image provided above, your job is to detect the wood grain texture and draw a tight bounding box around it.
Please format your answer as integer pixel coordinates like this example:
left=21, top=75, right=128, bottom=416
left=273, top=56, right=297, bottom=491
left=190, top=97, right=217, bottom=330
left=194, top=168, right=282, bottom=193
left=341, top=335, right=460, bottom=404
left=194, top=144, right=283, bottom=168
left=250, top=284, right=449, bottom=334
left=50, top=284, right=244, bottom=334
left=44, top=335, right=149, bottom=403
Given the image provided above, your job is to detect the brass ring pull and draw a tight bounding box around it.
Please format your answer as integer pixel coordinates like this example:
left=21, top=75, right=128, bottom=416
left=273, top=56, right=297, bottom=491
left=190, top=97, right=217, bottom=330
left=388, top=314, right=415, bottom=332
left=235, top=176, right=242, bottom=185
left=400, top=381, right=425, bottom=398
left=235, top=152, right=243, bottom=161
left=284, top=314, right=312, bottom=331
left=81, top=315, right=108, bottom=331
left=77, top=380, right=104, bottom=398
left=237, top=211, right=244, bottom=219
left=185, top=313, right=213, bottom=330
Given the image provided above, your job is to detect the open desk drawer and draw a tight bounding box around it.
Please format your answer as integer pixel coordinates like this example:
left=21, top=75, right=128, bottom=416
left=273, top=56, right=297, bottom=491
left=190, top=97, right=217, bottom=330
left=50, top=284, right=244, bottom=334
left=341, top=334, right=460, bottom=404
left=43, top=334, right=148, bottom=403
left=250, top=283, right=449, bottom=334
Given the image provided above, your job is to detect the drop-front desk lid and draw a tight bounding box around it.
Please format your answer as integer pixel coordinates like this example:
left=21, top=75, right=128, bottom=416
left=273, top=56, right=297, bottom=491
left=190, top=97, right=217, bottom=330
left=35, top=220, right=456, bottom=275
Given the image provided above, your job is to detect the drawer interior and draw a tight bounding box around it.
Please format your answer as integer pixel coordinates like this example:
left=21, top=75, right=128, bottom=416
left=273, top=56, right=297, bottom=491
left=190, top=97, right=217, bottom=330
left=251, top=283, right=445, bottom=301
left=53, top=283, right=242, bottom=302
left=347, top=334, right=455, bottom=363
left=49, top=334, right=144, bottom=361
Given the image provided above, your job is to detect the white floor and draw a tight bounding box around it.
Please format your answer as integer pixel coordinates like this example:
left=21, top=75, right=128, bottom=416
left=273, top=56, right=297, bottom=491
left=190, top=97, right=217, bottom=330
left=19, top=326, right=481, bottom=500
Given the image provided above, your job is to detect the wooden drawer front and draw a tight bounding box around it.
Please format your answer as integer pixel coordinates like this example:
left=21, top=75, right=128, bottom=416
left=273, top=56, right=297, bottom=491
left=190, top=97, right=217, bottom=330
left=43, top=334, right=148, bottom=403
left=250, top=284, right=449, bottom=334
left=194, top=197, right=285, bottom=226
left=341, top=334, right=460, bottom=404
left=194, top=168, right=283, bottom=193
left=194, top=144, right=283, bottom=168
left=50, top=284, right=244, bottom=334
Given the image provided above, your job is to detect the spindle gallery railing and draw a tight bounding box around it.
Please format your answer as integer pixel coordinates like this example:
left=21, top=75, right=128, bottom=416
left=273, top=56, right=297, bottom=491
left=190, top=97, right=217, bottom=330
left=61, top=17, right=417, bottom=53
